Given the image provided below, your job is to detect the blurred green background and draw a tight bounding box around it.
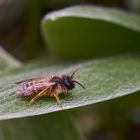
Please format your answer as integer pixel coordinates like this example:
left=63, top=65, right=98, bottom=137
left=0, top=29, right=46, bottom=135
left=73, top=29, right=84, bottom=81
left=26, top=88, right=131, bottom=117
left=1, top=0, right=140, bottom=61
left=0, top=0, right=140, bottom=140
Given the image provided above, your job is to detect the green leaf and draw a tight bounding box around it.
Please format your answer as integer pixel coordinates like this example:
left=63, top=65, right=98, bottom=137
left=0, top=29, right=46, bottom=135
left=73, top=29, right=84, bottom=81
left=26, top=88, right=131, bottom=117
left=0, top=55, right=140, bottom=120
left=0, top=47, right=21, bottom=73
left=42, top=6, right=140, bottom=59
left=0, top=111, right=85, bottom=140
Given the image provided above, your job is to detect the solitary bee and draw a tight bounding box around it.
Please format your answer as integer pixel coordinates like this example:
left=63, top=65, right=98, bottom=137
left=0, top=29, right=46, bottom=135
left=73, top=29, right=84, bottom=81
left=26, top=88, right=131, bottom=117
left=16, top=70, right=85, bottom=105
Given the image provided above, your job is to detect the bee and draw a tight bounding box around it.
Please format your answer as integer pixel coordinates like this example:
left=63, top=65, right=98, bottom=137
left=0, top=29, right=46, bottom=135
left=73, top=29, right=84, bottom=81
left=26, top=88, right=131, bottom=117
left=16, top=70, right=85, bottom=105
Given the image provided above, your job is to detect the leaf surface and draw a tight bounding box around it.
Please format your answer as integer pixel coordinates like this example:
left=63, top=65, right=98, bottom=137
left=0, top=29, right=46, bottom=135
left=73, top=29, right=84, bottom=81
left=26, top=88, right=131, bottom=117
left=0, top=111, right=85, bottom=140
left=0, top=55, right=140, bottom=120
left=0, top=47, right=21, bottom=74
left=42, top=6, right=140, bottom=59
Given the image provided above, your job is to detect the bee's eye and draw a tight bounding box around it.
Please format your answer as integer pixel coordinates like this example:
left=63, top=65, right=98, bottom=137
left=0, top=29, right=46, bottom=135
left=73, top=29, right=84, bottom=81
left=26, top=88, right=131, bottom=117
left=64, top=79, right=70, bottom=86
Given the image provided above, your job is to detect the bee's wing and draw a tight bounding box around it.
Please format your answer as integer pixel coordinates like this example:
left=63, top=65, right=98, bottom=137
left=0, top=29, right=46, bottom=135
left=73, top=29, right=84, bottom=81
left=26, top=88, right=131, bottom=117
left=15, top=76, right=52, bottom=84
left=17, top=77, right=56, bottom=96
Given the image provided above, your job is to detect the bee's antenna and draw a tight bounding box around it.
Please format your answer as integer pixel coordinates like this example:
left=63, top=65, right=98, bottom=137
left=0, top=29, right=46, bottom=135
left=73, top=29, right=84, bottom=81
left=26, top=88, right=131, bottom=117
left=72, top=80, right=85, bottom=89
left=70, top=68, right=79, bottom=78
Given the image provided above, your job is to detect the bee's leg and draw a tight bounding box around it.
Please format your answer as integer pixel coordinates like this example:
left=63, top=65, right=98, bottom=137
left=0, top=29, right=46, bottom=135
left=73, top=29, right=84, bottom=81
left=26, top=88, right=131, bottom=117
left=28, top=88, right=49, bottom=105
left=54, top=95, right=63, bottom=107
left=64, top=90, right=68, bottom=97
left=54, top=95, right=61, bottom=104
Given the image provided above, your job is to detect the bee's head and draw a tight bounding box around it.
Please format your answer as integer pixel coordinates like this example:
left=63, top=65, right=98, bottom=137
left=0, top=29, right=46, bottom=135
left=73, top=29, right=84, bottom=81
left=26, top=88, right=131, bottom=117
left=62, top=76, right=75, bottom=90
left=62, top=69, right=85, bottom=90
